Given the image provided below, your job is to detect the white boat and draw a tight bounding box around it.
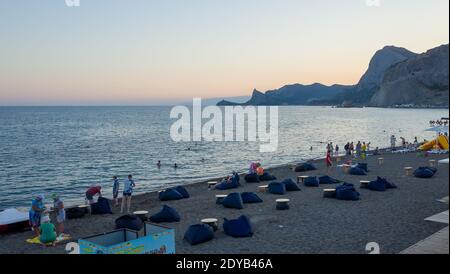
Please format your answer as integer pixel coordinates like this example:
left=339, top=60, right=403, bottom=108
left=0, top=208, right=30, bottom=234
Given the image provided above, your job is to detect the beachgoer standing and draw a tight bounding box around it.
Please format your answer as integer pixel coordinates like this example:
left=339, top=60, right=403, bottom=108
left=335, top=144, right=339, bottom=157
left=361, top=142, right=367, bottom=160
left=121, top=175, right=136, bottom=214
left=52, top=194, right=65, bottom=236
left=326, top=149, right=333, bottom=173
left=356, top=141, right=362, bottom=158
left=112, top=176, right=120, bottom=206
left=39, top=214, right=57, bottom=247
left=390, top=135, right=397, bottom=150
left=344, top=142, right=350, bottom=156
left=29, top=194, right=46, bottom=237
left=349, top=142, right=354, bottom=156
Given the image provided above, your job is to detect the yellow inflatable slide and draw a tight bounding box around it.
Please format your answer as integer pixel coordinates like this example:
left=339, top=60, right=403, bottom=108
left=419, top=135, right=449, bottom=151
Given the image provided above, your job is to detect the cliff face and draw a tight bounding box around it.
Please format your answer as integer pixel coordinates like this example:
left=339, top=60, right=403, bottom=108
left=370, top=44, right=449, bottom=107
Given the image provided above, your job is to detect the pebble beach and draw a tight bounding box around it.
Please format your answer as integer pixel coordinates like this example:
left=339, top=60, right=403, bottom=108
left=0, top=151, right=448, bottom=254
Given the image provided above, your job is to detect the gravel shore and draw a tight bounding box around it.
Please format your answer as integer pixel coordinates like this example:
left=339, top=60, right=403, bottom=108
left=0, top=151, right=448, bottom=254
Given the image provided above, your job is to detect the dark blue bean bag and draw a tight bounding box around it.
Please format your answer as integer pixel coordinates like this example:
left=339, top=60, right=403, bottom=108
left=115, top=214, right=143, bottom=231
left=304, top=176, right=320, bottom=187
left=368, top=178, right=386, bottom=192
left=222, top=193, right=244, bottom=209
left=281, top=178, right=301, bottom=191
left=245, top=173, right=260, bottom=183
left=294, top=163, right=317, bottom=172
left=335, top=183, right=360, bottom=201
left=414, top=167, right=437, bottom=178
left=349, top=167, right=367, bottom=176
left=259, top=172, right=277, bottom=182
left=184, top=224, right=215, bottom=245
left=268, top=182, right=286, bottom=195
left=241, top=192, right=263, bottom=204
left=223, top=215, right=253, bottom=238
left=91, top=197, right=113, bottom=215
left=356, top=163, right=368, bottom=172
left=215, top=179, right=240, bottom=190
left=159, top=189, right=184, bottom=201
left=175, top=186, right=190, bottom=199
left=149, top=205, right=180, bottom=223
left=319, top=176, right=340, bottom=184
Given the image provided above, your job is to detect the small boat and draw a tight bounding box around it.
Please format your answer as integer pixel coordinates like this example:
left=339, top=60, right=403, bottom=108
left=0, top=208, right=30, bottom=234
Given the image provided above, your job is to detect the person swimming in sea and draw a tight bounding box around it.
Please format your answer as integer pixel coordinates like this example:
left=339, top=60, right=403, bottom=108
left=157, top=160, right=161, bottom=168
left=174, top=163, right=178, bottom=169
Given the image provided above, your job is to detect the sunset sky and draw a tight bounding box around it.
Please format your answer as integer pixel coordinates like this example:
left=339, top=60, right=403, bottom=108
left=0, top=0, right=449, bottom=105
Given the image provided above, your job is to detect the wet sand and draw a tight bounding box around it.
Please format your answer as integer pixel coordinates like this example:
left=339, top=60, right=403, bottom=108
left=0, top=151, right=448, bottom=254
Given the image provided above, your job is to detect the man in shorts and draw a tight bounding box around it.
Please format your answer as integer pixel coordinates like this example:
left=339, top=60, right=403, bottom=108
left=85, top=184, right=102, bottom=214
left=121, top=175, right=135, bottom=214
left=52, top=194, right=66, bottom=236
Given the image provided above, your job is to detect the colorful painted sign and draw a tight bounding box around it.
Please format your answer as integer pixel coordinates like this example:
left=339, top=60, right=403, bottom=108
left=79, top=223, right=175, bottom=254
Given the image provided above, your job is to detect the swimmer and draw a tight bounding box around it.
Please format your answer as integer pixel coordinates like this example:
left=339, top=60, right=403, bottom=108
left=157, top=160, right=161, bottom=168
left=174, top=163, right=178, bottom=169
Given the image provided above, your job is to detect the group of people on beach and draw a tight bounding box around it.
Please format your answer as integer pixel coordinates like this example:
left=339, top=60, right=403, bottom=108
left=430, top=119, right=448, bottom=126
left=28, top=174, right=136, bottom=246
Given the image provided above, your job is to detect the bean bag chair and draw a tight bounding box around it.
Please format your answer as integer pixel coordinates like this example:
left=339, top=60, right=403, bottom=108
left=223, top=215, right=253, bottom=238
left=304, top=176, right=320, bottom=187
left=319, top=176, right=340, bottom=184
left=215, top=179, right=240, bottom=190
left=368, top=178, right=386, bottom=192
left=222, top=193, right=244, bottom=209
left=414, top=167, right=437, bottom=178
left=244, top=173, right=260, bottom=183
left=281, top=179, right=301, bottom=191
left=175, top=186, right=190, bottom=199
left=66, top=207, right=86, bottom=219
left=241, top=192, right=263, bottom=204
left=335, top=183, right=360, bottom=201
left=149, top=205, right=180, bottom=223
left=356, top=163, right=368, bottom=172
left=349, top=167, right=367, bottom=176
left=91, top=197, right=112, bottom=215
left=268, top=182, right=286, bottom=195
left=184, top=224, right=215, bottom=245
left=294, top=163, right=317, bottom=172
left=159, top=189, right=184, bottom=201
left=259, top=172, right=277, bottom=182
left=115, top=214, right=143, bottom=231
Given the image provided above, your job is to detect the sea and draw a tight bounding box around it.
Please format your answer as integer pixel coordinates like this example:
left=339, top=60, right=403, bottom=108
left=0, top=106, right=447, bottom=210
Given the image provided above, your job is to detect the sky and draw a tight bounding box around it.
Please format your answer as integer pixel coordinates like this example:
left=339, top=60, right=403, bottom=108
left=0, top=0, right=448, bottom=106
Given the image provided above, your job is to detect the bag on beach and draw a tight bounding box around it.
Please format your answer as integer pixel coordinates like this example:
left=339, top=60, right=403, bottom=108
left=223, top=215, right=253, bottom=238
left=319, top=176, right=340, bottom=184
left=66, top=207, right=86, bottom=219
left=368, top=178, right=387, bottom=192
left=115, top=214, right=143, bottom=231
left=356, top=163, right=369, bottom=172
left=268, top=182, right=286, bottom=195
left=241, top=192, right=263, bottom=204
left=294, top=163, right=317, bottom=172
left=414, top=167, right=437, bottom=178
left=281, top=178, right=301, bottom=191
left=184, top=224, right=215, bottom=245
left=335, top=183, right=360, bottom=201
left=159, top=189, right=184, bottom=201
left=175, top=186, right=190, bottom=199
left=149, top=205, right=180, bottom=223
left=349, top=167, right=367, bottom=176
left=259, top=172, right=277, bottom=182
left=91, top=197, right=112, bottom=215
left=245, top=173, right=260, bottom=183
left=215, top=179, right=240, bottom=190
left=304, top=176, right=320, bottom=187
left=222, top=193, right=244, bottom=209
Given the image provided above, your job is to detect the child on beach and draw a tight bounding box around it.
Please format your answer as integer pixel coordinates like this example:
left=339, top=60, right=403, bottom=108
left=29, top=194, right=46, bottom=237
left=121, top=175, right=136, bottom=214
left=325, top=150, right=332, bottom=173
left=52, top=194, right=65, bottom=236
left=112, top=176, right=120, bottom=206
left=38, top=214, right=57, bottom=247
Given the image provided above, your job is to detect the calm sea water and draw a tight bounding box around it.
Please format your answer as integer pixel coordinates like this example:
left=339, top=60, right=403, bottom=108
left=0, top=106, right=447, bottom=209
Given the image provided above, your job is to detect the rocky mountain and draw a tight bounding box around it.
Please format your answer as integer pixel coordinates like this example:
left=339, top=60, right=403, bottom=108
left=217, top=44, right=449, bottom=108
left=370, top=44, right=449, bottom=107
left=218, top=83, right=352, bottom=106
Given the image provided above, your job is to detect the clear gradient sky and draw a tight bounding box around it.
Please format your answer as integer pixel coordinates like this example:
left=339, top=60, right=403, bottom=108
left=0, top=0, right=448, bottom=105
